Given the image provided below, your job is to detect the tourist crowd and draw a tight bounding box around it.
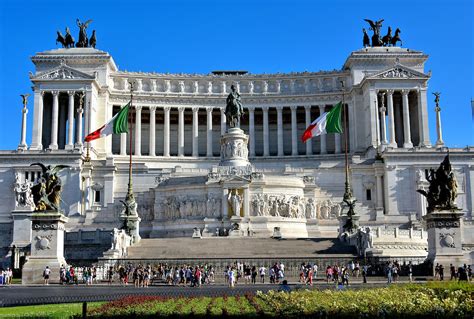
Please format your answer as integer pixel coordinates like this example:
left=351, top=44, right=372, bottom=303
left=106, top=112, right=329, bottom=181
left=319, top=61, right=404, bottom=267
left=0, top=268, right=13, bottom=285
left=38, top=260, right=473, bottom=286
left=434, top=263, right=472, bottom=281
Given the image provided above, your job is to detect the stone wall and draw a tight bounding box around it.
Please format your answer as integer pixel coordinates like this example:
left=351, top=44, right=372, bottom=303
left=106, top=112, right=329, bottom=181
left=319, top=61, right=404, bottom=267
left=64, top=229, right=112, bottom=264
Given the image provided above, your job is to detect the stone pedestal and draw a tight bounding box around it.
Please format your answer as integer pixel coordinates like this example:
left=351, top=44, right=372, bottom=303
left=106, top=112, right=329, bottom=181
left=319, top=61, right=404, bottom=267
left=219, top=128, right=250, bottom=167
left=11, top=211, right=33, bottom=249
left=423, top=210, right=465, bottom=271
left=22, top=212, right=68, bottom=284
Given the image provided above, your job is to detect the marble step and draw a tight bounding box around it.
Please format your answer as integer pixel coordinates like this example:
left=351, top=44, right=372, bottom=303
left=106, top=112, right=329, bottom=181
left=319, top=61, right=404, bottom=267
left=126, top=237, right=357, bottom=259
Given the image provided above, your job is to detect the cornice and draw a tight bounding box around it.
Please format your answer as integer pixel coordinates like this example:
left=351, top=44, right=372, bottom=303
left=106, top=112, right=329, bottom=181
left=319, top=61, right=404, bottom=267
left=108, top=92, right=344, bottom=106
left=111, top=70, right=350, bottom=80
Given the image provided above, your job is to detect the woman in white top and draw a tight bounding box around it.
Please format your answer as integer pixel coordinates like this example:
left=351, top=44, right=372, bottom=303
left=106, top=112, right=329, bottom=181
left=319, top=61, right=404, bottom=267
left=228, top=268, right=235, bottom=287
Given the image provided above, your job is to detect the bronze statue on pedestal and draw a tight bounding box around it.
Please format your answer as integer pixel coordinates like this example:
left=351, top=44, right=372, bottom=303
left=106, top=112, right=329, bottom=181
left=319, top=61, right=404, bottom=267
left=225, top=85, right=244, bottom=128
left=417, top=154, right=459, bottom=213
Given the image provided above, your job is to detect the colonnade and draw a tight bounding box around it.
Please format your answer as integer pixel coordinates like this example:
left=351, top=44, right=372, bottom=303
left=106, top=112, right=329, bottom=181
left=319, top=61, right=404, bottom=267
left=30, top=90, right=89, bottom=150
left=118, top=104, right=343, bottom=157
left=373, top=88, right=431, bottom=149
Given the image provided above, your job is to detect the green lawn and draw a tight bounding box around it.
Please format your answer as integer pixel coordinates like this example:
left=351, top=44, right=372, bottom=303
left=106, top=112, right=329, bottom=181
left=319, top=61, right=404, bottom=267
left=0, top=302, right=103, bottom=319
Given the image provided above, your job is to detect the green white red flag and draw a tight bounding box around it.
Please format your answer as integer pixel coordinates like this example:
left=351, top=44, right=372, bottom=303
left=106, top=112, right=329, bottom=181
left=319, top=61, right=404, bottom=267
left=85, top=102, right=130, bottom=142
left=302, top=101, right=343, bottom=143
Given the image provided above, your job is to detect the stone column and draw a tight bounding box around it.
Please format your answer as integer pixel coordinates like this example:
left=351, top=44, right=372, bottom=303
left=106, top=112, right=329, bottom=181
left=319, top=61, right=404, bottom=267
left=65, top=91, right=75, bottom=149
left=379, top=92, right=388, bottom=145
left=262, top=81, right=268, bottom=94
left=120, top=132, right=127, bottom=155
left=31, top=90, right=44, bottom=150
left=220, top=107, right=226, bottom=135
left=149, top=106, right=156, bottom=156
left=276, top=80, right=281, bottom=94
left=18, top=100, right=29, bottom=150
left=276, top=106, right=284, bottom=156
left=178, top=106, right=185, bottom=156
left=243, top=188, right=250, bottom=218
left=290, top=105, right=298, bottom=156
left=386, top=90, right=397, bottom=148
left=163, top=106, right=170, bottom=157
left=262, top=106, right=269, bottom=156
left=192, top=107, right=199, bottom=157
left=134, top=105, right=142, bottom=156
left=401, top=89, right=413, bottom=148
left=417, top=88, right=431, bottom=147
left=375, top=173, right=384, bottom=212
left=206, top=107, right=213, bottom=157
left=248, top=106, right=255, bottom=157
left=75, top=105, right=83, bottom=148
left=319, top=105, right=327, bottom=154
left=290, top=79, right=296, bottom=93
left=304, top=105, right=312, bottom=155
left=434, top=96, right=444, bottom=147
left=222, top=188, right=229, bottom=219
left=83, top=92, right=90, bottom=136
left=335, top=134, right=342, bottom=153
left=373, top=91, right=380, bottom=148
left=49, top=91, right=59, bottom=150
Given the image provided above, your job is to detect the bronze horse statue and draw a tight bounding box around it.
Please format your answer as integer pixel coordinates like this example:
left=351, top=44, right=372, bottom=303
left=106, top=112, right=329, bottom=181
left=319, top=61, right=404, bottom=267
left=56, top=31, right=66, bottom=48
left=65, top=27, right=75, bottom=48
left=382, top=26, right=392, bottom=46
left=362, top=28, right=370, bottom=47
left=225, top=85, right=244, bottom=128
left=89, top=30, right=97, bottom=48
left=390, top=28, right=402, bottom=46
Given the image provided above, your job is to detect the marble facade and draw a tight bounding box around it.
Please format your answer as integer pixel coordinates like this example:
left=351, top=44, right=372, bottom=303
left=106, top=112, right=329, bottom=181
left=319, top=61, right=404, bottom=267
left=0, top=46, right=472, bottom=265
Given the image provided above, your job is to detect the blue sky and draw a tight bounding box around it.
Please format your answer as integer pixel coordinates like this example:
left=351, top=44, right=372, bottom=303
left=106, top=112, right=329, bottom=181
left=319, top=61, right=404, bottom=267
left=0, top=0, right=472, bottom=149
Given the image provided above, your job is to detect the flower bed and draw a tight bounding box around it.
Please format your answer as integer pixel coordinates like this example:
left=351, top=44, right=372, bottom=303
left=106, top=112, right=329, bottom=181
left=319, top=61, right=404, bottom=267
left=88, top=283, right=473, bottom=318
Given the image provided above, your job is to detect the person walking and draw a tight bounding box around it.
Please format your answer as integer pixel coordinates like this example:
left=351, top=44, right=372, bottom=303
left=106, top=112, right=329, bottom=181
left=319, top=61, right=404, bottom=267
left=251, top=266, right=257, bottom=284
left=386, top=263, right=393, bottom=284
left=43, top=266, right=51, bottom=285
left=408, top=262, right=413, bottom=283
left=362, top=264, right=369, bottom=283
left=259, top=266, right=266, bottom=283
left=228, top=267, right=235, bottom=288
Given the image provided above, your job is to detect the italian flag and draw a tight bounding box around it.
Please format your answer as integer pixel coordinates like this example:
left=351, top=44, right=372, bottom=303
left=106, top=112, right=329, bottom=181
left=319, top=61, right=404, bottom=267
left=85, top=103, right=130, bottom=142
left=301, top=101, right=343, bottom=143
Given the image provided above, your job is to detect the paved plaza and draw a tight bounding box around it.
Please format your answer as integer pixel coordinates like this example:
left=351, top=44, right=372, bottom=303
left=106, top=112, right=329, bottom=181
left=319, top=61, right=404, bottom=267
left=0, top=277, right=429, bottom=307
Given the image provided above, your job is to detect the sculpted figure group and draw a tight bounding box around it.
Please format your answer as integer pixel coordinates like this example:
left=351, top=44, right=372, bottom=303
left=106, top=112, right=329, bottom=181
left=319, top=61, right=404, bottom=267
left=417, top=154, right=459, bottom=213
left=157, top=195, right=221, bottom=220
left=251, top=195, right=341, bottom=219
left=363, top=19, right=402, bottom=47
left=28, top=163, right=69, bottom=212
left=13, top=172, right=35, bottom=209
left=56, top=19, right=97, bottom=49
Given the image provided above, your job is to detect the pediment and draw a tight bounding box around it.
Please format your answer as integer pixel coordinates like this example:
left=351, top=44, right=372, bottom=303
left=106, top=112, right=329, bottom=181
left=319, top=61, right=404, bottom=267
left=31, top=64, right=95, bottom=81
left=366, top=64, right=430, bottom=80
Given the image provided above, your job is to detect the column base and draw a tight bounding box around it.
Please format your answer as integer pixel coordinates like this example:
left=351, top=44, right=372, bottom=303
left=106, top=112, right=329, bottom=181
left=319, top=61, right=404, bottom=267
left=48, top=144, right=59, bottom=150
left=403, top=142, right=413, bottom=149
left=64, top=144, right=74, bottom=150
left=388, top=142, right=397, bottom=148
left=74, top=143, right=83, bottom=150
left=29, top=143, right=42, bottom=150
left=435, top=141, right=445, bottom=148
left=17, top=144, right=28, bottom=151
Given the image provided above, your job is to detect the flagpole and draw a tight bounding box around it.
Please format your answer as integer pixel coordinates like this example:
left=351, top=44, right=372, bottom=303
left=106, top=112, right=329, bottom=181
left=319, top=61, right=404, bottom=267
left=342, top=81, right=349, bottom=198
left=127, top=81, right=135, bottom=200
left=341, top=80, right=358, bottom=232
